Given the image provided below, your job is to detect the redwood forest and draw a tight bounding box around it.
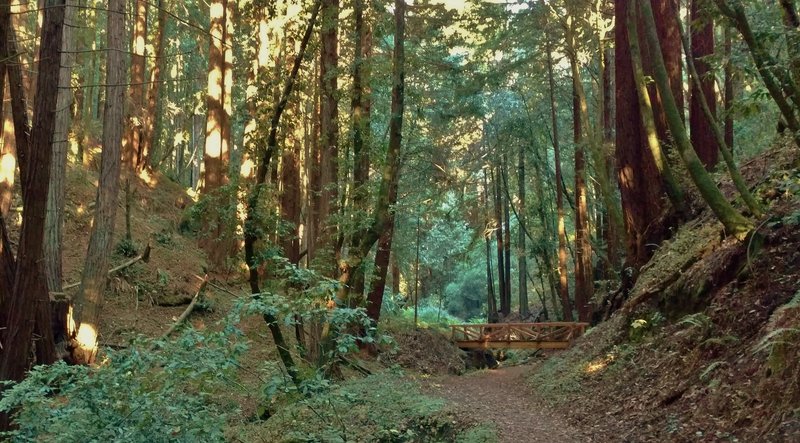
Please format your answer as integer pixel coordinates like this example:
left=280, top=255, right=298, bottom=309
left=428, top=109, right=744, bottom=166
left=0, top=0, right=799, bottom=441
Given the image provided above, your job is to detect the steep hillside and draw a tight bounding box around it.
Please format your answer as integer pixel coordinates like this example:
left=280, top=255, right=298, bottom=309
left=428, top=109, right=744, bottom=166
left=528, top=141, right=800, bottom=442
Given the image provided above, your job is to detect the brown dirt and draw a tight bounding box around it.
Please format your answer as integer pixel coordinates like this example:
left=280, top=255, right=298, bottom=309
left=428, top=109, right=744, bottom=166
left=426, top=364, right=586, bottom=442
left=526, top=140, right=800, bottom=442
left=379, top=325, right=467, bottom=375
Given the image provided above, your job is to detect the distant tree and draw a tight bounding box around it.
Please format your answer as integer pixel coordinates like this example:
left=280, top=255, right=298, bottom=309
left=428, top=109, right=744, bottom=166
left=123, top=0, right=148, bottom=169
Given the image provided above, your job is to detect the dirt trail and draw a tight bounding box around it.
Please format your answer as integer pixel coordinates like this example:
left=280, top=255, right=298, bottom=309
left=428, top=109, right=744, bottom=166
left=428, top=365, right=585, bottom=443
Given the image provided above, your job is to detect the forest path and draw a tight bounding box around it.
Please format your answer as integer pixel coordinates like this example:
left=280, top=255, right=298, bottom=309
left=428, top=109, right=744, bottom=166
left=427, top=364, right=583, bottom=442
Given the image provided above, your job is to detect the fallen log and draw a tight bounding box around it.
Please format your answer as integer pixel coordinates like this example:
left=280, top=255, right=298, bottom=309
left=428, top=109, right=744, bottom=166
left=60, top=243, right=152, bottom=293
left=161, top=274, right=209, bottom=339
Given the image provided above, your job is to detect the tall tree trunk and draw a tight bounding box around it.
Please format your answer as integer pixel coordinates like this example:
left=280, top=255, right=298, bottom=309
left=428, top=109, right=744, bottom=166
left=243, top=0, right=320, bottom=386
left=123, top=0, right=147, bottom=168
left=544, top=30, right=572, bottom=321
left=45, top=0, right=75, bottom=356
left=200, top=0, right=233, bottom=268
left=364, top=0, right=405, bottom=323
left=601, top=46, right=619, bottom=276
left=572, top=85, right=591, bottom=323
left=341, top=0, right=372, bottom=307
left=0, top=0, right=66, bottom=407
left=615, top=0, right=671, bottom=274
left=640, top=0, right=753, bottom=239
left=492, top=166, right=508, bottom=317
left=70, top=0, right=125, bottom=364
left=690, top=0, right=719, bottom=169
left=483, top=171, right=497, bottom=322
left=139, top=0, right=168, bottom=171
left=627, top=4, right=686, bottom=212
left=501, top=157, right=512, bottom=317
left=517, top=145, right=528, bottom=317
left=677, top=7, right=763, bottom=217
left=0, top=72, right=15, bottom=217
left=316, top=0, right=340, bottom=274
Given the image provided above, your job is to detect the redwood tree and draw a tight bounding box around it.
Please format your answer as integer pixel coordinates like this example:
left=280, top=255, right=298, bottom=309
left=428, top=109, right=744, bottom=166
left=690, top=0, right=719, bottom=169
left=365, top=0, right=405, bottom=323
left=70, top=0, right=126, bottom=364
left=0, top=0, right=66, bottom=391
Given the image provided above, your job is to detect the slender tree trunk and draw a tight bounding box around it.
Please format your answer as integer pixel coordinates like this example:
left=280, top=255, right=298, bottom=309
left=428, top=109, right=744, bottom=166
left=492, top=166, right=507, bottom=317
left=316, top=0, right=340, bottom=274
left=714, top=0, right=800, bottom=144
left=690, top=0, right=719, bottom=169
left=139, top=0, right=168, bottom=171
left=365, top=0, right=405, bottom=323
left=501, top=158, right=512, bottom=317
left=200, top=0, right=233, bottom=268
left=572, top=85, right=591, bottom=323
left=0, top=71, right=15, bottom=217
left=517, top=145, right=528, bottom=317
left=242, top=0, right=320, bottom=386
left=601, top=46, right=619, bottom=276
left=341, top=0, right=372, bottom=307
left=45, top=0, right=75, bottom=356
left=69, top=0, right=125, bottom=364
left=677, top=7, right=763, bottom=217
left=0, top=0, right=66, bottom=410
left=483, top=171, right=497, bottom=322
left=123, top=0, right=147, bottom=168
left=544, top=30, right=572, bottom=321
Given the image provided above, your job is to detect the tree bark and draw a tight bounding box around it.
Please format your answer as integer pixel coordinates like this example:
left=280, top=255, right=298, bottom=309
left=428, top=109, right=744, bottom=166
left=316, top=0, right=340, bottom=274
left=501, top=157, right=512, bottom=317
left=544, top=28, right=571, bottom=321
left=641, top=0, right=753, bottom=239
left=492, top=166, right=507, bottom=316
left=123, top=0, right=147, bottom=168
left=690, top=0, right=719, bottom=169
left=627, top=4, right=686, bottom=212
left=45, top=0, right=75, bottom=356
left=0, top=0, right=65, bottom=390
left=139, top=0, right=168, bottom=171
left=615, top=0, right=672, bottom=273
left=69, top=0, right=125, bottom=364
left=364, top=0, right=405, bottom=323
left=242, top=0, right=320, bottom=386
left=517, top=144, right=528, bottom=317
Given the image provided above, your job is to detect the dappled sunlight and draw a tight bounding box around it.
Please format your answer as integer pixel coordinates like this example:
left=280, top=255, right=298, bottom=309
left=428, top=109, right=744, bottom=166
left=75, top=322, right=99, bottom=364
left=584, top=353, right=615, bottom=375
left=137, top=168, right=159, bottom=188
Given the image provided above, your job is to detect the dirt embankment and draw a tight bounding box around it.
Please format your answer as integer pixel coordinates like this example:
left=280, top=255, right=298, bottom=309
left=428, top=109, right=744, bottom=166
left=527, top=141, right=800, bottom=442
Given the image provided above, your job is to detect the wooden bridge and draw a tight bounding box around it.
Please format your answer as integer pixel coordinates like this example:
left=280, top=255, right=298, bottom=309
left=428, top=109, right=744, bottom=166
left=450, top=322, right=590, bottom=350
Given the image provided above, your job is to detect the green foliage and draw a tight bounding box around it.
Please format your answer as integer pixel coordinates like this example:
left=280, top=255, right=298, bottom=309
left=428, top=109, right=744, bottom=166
left=114, top=236, right=138, bottom=258
left=243, top=370, right=493, bottom=442
left=0, top=329, right=247, bottom=442
left=153, top=228, right=176, bottom=247
left=628, top=311, right=665, bottom=342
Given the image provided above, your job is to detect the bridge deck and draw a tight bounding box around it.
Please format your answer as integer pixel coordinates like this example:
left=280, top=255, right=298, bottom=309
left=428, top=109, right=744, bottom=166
left=450, top=322, right=589, bottom=350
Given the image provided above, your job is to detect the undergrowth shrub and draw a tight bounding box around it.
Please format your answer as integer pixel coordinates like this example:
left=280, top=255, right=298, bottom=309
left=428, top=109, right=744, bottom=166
left=0, top=328, right=247, bottom=442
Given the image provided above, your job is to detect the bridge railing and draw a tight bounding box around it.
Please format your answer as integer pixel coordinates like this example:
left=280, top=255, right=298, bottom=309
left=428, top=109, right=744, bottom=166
left=450, top=322, right=589, bottom=349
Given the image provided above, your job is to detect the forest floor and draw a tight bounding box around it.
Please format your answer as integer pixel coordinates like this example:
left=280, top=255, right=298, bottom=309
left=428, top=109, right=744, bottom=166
left=426, top=364, right=586, bottom=442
